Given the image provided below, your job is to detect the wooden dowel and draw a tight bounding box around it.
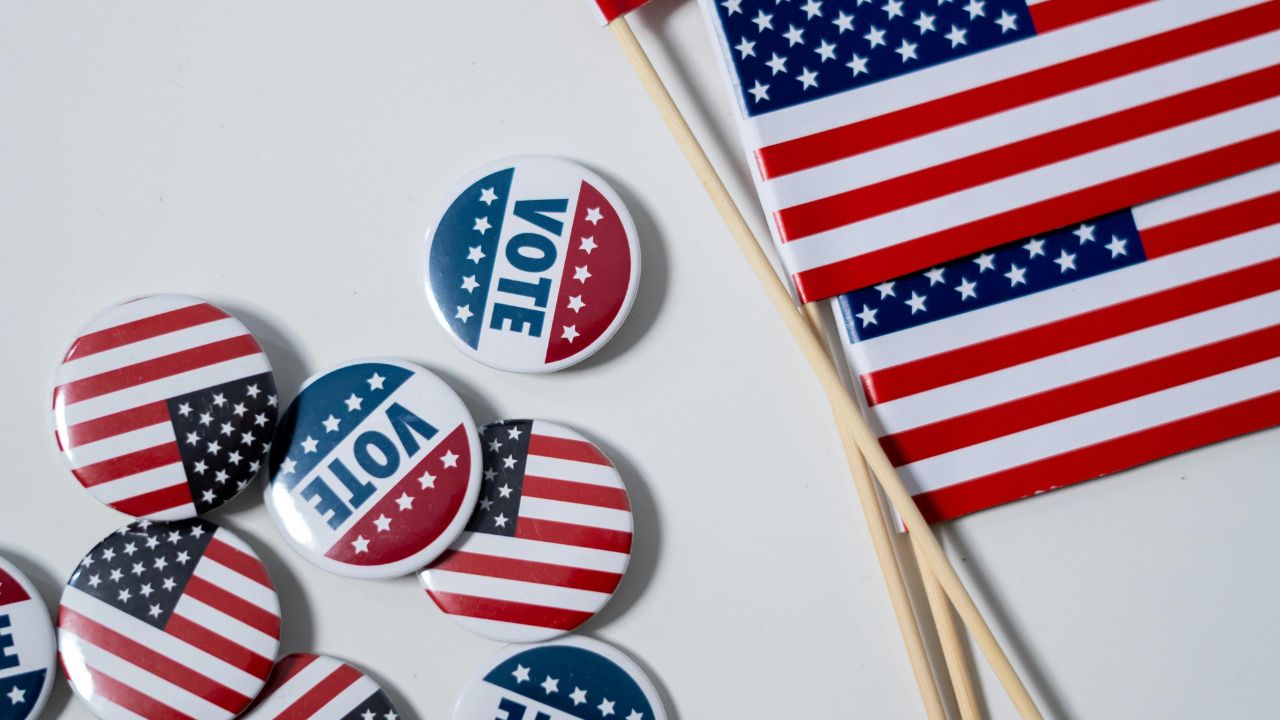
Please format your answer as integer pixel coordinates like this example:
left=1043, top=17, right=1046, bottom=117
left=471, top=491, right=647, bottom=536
left=609, top=17, right=1043, bottom=719
left=913, top=533, right=984, bottom=720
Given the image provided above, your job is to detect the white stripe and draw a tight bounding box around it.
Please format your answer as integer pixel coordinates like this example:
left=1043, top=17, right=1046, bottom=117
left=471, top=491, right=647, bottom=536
left=145, top=504, right=201, bottom=522
left=899, top=356, right=1280, bottom=492
left=57, top=318, right=251, bottom=385
left=746, top=0, right=1263, bottom=146
left=57, top=628, right=233, bottom=720
left=762, top=33, right=1279, bottom=210
left=428, top=570, right=609, bottom=612
left=171, top=596, right=278, bottom=659
left=524, top=454, right=623, bottom=488
left=519, top=497, right=634, bottom=533
left=846, top=226, right=1278, bottom=372
left=1134, top=162, right=1280, bottom=227
left=872, top=291, right=1280, bottom=434
left=89, top=462, right=188, bottom=504
left=443, top=531, right=629, bottom=574
left=56, top=354, right=270, bottom=427
left=194, top=557, right=278, bottom=614
left=241, top=656, right=343, bottom=720
left=779, top=98, right=1278, bottom=271
left=76, top=295, right=205, bottom=336
left=61, top=586, right=264, bottom=696
left=528, top=422, right=585, bottom=441
left=314, top=675, right=379, bottom=720
left=68, top=422, right=176, bottom=467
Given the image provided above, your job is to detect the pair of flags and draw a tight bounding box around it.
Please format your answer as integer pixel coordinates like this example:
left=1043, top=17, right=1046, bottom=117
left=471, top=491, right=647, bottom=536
left=593, top=0, right=1280, bottom=522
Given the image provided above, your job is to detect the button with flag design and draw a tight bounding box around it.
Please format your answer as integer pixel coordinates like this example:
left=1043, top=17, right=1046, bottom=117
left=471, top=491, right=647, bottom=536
left=58, top=519, right=281, bottom=720
left=424, top=156, right=641, bottom=373
left=51, top=295, right=279, bottom=519
left=0, top=556, right=56, bottom=720
left=420, top=420, right=633, bottom=642
left=241, top=653, right=402, bottom=720
left=453, top=635, right=666, bottom=720
left=265, top=358, right=482, bottom=579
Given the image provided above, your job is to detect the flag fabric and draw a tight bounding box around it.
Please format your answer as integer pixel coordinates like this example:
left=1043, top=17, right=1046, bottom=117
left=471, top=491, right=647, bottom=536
left=241, top=654, right=400, bottom=720
left=58, top=520, right=281, bottom=720
left=699, top=0, right=1280, bottom=302
left=421, top=420, right=633, bottom=643
left=588, top=0, right=652, bottom=25
left=0, top=558, right=54, bottom=720
left=52, top=294, right=278, bottom=519
left=832, top=166, right=1280, bottom=523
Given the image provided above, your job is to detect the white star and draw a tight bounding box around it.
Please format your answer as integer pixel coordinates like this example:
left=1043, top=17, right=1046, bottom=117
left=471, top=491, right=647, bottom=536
left=466, top=245, right=486, bottom=263
left=117, top=588, right=132, bottom=602
left=351, top=536, right=370, bottom=554
left=488, top=437, right=502, bottom=452
left=139, top=583, right=153, bottom=597
left=177, top=403, right=192, bottom=417
left=864, top=24, right=886, bottom=47
left=585, top=207, right=604, bottom=224
left=202, top=489, right=217, bottom=503
left=455, top=305, right=474, bottom=323
left=103, top=547, right=117, bottom=561
left=895, top=38, right=918, bottom=61
left=419, top=472, right=436, bottom=489
left=580, top=236, right=598, bottom=253
left=484, top=468, right=497, bottom=481
left=87, top=574, right=101, bottom=588
left=796, top=67, right=819, bottom=89
left=783, top=24, right=805, bottom=46
left=473, top=216, right=491, bottom=234
left=199, top=412, right=213, bottom=426
left=883, top=0, right=904, bottom=18
left=573, top=265, right=592, bottom=283
left=108, top=568, right=123, bottom=583
left=1004, top=263, right=1028, bottom=286
left=995, top=9, right=1018, bottom=32
left=374, top=514, right=392, bottom=532
left=846, top=53, right=869, bottom=76
left=875, top=281, right=896, bottom=298
left=246, top=384, right=261, bottom=398
left=232, top=402, right=247, bottom=417
left=319, top=415, right=339, bottom=434
left=345, top=394, right=363, bottom=411
left=964, top=0, right=985, bottom=18
left=815, top=39, right=837, bottom=62
left=168, top=531, right=181, bottom=544
left=147, top=604, right=162, bottom=618
left=254, top=412, right=268, bottom=427
left=479, top=497, right=493, bottom=511
left=206, top=439, right=222, bottom=455
left=384, top=713, right=397, bottom=720
left=833, top=11, right=854, bottom=33
left=507, top=426, right=523, bottom=440
left=1106, top=235, right=1129, bottom=257
left=212, top=393, right=226, bottom=407
left=955, top=277, right=978, bottom=300
left=1054, top=249, right=1077, bottom=272
left=301, top=436, right=319, bottom=454
left=924, top=267, right=945, bottom=285
left=176, top=550, right=190, bottom=564
left=561, top=325, right=580, bottom=343
left=567, top=295, right=586, bottom=312
left=1074, top=223, right=1096, bottom=243
left=749, top=80, right=770, bottom=103
left=598, top=698, right=616, bottom=717
left=1024, top=237, right=1046, bottom=257
left=368, top=373, right=385, bottom=390
left=913, top=11, right=936, bottom=33
left=190, top=525, right=205, bottom=538
left=193, top=459, right=208, bottom=474
left=461, top=275, right=479, bottom=292
left=498, top=484, right=514, bottom=499
left=396, top=493, right=414, bottom=511
left=513, top=665, right=531, bottom=683
left=856, top=304, right=878, bottom=327
left=904, top=291, right=928, bottom=314
left=185, top=431, right=200, bottom=446
left=503, top=454, right=517, bottom=469
left=766, top=53, right=788, bottom=75
left=362, top=710, right=376, bottom=720
left=268, top=395, right=277, bottom=407
left=154, top=556, right=168, bottom=571
left=801, top=0, right=823, bottom=18
left=752, top=9, right=774, bottom=31
left=541, top=676, right=560, bottom=694
left=281, top=457, right=297, bottom=475
left=721, top=0, right=743, bottom=15
left=945, top=24, right=968, bottom=47
left=627, top=712, right=644, bottom=720
left=441, top=450, right=459, bottom=468
left=493, top=513, right=509, bottom=528
left=479, top=187, right=498, bottom=205
left=219, top=421, right=233, bottom=437
left=571, top=687, right=588, bottom=705
left=974, top=253, right=996, bottom=272
left=162, top=577, right=176, bottom=591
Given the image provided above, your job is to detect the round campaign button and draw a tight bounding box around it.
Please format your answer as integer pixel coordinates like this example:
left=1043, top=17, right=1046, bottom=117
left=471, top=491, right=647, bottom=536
left=0, top=556, right=56, bottom=720
left=424, top=156, right=641, bottom=373
left=454, top=636, right=666, bottom=720
left=51, top=294, right=279, bottom=519
left=59, top=518, right=281, bottom=720
left=242, top=654, right=403, bottom=720
left=265, top=358, right=482, bottom=579
left=421, top=419, right=633, bottom=642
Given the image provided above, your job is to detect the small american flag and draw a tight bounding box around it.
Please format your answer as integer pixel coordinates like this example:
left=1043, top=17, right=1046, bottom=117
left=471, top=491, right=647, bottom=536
left=241, top=654, right=399, bottom=720
left=58, top=520, right=281, bottom=720
left=52, top=295, right=278, bottom=519
left=422, top=420, right=633, bottom=642
left=834, top=166, right=1280, bottom=522
left=588, top=0, right=652, bottom=25
left=701, top=0, right=1280, bottom=301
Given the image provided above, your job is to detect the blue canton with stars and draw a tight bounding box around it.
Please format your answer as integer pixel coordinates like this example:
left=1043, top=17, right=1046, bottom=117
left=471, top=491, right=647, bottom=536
left=838, top=209, right=1146, bottom=342
left=485, top=645, right=655, bottom=720
left=713, top=0, right=1035, bottom=115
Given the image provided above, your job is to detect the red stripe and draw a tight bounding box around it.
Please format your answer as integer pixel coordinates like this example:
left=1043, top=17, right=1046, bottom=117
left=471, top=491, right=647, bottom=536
left=58, top=606, right=249, bottom=713
left=165, top=613, right=273, bottom=680
left=425, top=590, right=594, bottom=630
left=515, top=517, right=633, bottom=554
left=864, top=255, right=1280, bottom=405
left=882, top=324, right=1280, bottom=466
left=73, top=442, right=182, bottom=486
left=275, top=664, right=362, bottom=720
left=430, top=550, right=625, bottom=594
left=1029, top=0, right=1156, bottom=32
left=57, top=334, right=262, bottom=405
left=794, top=131, right=1280, bottom=302
left=63, top=302, right=228, bottom=362
left=1143, top=190, right=1280, bottom=258
left=776, top=66, right=1280, bottom=240
left=250, top=654, right=318, bottom=708
left=63, top=401, right=171, bottom=449
left=83, top=665, right=196, bottom=720
left=913, top=389, right=1280, bottom=523
left=757, top=2, right=1280, bottom=180
left=184, top=576, right=280, bottom=639
left=203, top=538, right=274, bottom=589
left=522, top=475, right=631, bottom=510
left=109, top=483, right=194, bottom=518
left=528, top=433, right=611, bottom=465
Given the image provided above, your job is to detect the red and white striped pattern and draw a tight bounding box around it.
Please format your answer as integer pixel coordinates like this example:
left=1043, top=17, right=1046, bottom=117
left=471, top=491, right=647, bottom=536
left=58, top=527, right=281, bottom=720
left=421, top=421, right=633, bottom=643
left=242, top=654, right=390, bottom=720
left=52, top=295, right=272, bottom=518
left=709, top=0, right=1280, bottom=302
left=837, top=166, right=1280, bottom=522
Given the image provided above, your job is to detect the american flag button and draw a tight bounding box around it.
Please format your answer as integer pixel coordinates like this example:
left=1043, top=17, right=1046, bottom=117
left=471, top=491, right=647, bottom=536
left=424, top=156, right=641, bottom=373
left=265, top=358, right=483, bottom=579
left=51, top=295, right=280, bottom=519
left=0, top=556, right=56, bottom=720
left=240, top=653, right=402, bottom=720
left=420, top=420, right=633, bottom=643
left=58, top=519, right=282, bottom=720
left=453, top=635, right=666, bottom=720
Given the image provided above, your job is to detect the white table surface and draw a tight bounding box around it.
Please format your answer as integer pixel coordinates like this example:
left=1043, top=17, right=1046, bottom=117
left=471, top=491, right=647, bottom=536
left=3, top=2, right=1278, bottom=718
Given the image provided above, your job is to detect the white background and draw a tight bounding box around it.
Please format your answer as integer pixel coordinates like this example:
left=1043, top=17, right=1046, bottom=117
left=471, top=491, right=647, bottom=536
left=2, top=2, right=1278, bottom=718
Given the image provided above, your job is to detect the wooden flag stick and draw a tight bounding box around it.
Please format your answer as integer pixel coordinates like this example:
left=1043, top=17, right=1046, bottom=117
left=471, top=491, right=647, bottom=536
left=913, top=534, right=985, bottom=720
left=609, top=17, right=1043, bottom=719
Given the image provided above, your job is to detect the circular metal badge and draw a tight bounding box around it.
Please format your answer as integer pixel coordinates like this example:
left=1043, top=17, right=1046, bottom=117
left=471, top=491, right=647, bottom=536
left=0, top=556, right=56, bottom=720
left=421, top=419, right=633, bottom=643
left=241, top=654, right=403, bottom=720
left=265, top=358, right=483, bottom=579
left=424, top=156, right=641, bottom=373
left=453, top=636, right=666, bottom=720
left=58, top=519, right=281, bottom=720
left=52, top=294, right=278, bottom=519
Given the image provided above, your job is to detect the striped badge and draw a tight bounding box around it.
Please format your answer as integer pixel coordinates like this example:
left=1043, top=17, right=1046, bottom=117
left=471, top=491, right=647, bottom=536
left=0, top=557, right=55, bottom=720
left=59, top=519, right=281, bottom=720
left=421, top=420, right=633, bottom=643
left=241, top=654, right=400, bottom=720
left=52, top=295, right=278, bottom=519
